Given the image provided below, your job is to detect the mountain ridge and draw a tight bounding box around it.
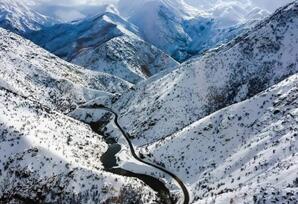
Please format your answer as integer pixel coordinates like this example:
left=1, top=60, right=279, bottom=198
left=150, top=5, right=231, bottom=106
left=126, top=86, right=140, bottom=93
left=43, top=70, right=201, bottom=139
left=29, top=12, right=179, bottom=83
left=142, top=72, right=298, bottom=203
left=111, top=0, right=298, bottom=146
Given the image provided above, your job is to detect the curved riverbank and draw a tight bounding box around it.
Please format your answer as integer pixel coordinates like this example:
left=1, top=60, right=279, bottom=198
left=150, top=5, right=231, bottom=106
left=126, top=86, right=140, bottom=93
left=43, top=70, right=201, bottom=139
left=85, top=105, right=190, bottom=204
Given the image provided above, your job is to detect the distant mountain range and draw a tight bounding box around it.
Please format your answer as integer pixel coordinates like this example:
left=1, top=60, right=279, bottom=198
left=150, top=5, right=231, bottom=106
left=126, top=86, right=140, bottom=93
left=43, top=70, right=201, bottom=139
left=119, top=0, right=267, bottom=61
left=28, top=12, right=178, bottom=83
left=0, top=0, right=270, bottom=67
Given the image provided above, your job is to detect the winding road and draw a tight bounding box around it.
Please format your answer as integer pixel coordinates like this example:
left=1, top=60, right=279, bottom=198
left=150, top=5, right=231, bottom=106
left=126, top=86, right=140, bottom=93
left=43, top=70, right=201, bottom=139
left=82, top=105, right=190, bottom=204
left=0, top=86, right=190, bottom=203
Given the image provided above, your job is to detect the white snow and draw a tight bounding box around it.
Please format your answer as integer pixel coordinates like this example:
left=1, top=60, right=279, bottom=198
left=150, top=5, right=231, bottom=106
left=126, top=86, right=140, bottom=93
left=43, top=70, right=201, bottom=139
left=0, top=28, right=132, bottom=112
left=113, top=1, right=298, bottom=147
left=0, top=89, right=158, bottom=203
left=0, top=0, right=57, bottom=34
left=0, top=1, right=298, bottom=203
left=142, top=73, right=298, bottom=203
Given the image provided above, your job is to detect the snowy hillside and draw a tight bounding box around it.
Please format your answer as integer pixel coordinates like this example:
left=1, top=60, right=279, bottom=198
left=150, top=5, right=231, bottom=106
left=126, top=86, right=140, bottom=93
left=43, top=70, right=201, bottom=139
left=141, top=73, right=298, bottom=204
left=0, top=1, right=297, bottom=204
left=71, top=35, right=179, bottom=83
left=0, top=0, right=56, bottom=35
left=0, top=28, right=131, bottom=113
left=29, top=12, right=140, bottom=60
left=119, top=0, right=268, bottom=61
left=112, top=1, right=298, bottom=146
left=0, top=88, right=157, bottom=203
left=29, top=12, right=178, bottom=83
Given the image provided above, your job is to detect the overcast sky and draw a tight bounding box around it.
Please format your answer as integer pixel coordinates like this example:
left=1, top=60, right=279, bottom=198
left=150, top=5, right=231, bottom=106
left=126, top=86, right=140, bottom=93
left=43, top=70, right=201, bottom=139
left=33, top=0, right=117, bottom=6
left=32, top=0, right=293, bottom=11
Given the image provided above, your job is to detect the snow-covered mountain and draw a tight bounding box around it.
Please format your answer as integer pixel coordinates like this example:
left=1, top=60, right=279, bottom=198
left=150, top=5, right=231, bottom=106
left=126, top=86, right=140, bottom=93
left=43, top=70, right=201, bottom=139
left=0, top=28, right=131, bottom=113
left=111, top=0, right=298, bottom=146
left=29, top=12, right=140, bottom=60
left=1, top=0, right=269, bottom=68
left=142, top=72, right=298, bottom=203
left=77, top=2, right=298, bottom=203
left=29, top=12, right=178, bottom=83
left=0, top=0, right=272, bottom=63
left=0, top=0, right=56, bottom=35
left=71, top=35, right=179, bottom=84
left=1, top=1, right=298, bottom=204
left=0, top=26, right=162, bottom=203
left=118, top=0, right=269, bottom=62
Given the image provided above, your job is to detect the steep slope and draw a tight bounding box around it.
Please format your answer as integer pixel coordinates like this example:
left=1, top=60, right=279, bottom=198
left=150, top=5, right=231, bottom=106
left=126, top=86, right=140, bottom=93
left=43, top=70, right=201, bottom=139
left=125, top=0, right=196, bottom=61
left=0, top=28, right=131, bottom=113
left=112, top=1, right=298, bottom=146
left=141, top=73, right=298, bottom=203
left=29, top=12, right=178, bottom=83
left=120, top=0, right=267, bottom=62
left=0, top=0, right=56, bottom=35
left=29, top=12, right=140, bottom=61
left=71, top=35, right=179, bottom=83
left=0, top=88, right=157, bottom=203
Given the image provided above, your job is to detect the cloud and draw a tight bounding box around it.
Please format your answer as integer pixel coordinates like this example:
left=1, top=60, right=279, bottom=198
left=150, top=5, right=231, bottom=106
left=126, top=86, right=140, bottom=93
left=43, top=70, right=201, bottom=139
left=26, top=0, right=294, bottom=22
left=25, top=0, right=119, bottom=21
left=53, top=8, right=86, bottom=21
left=249, top=0, right=293, bottom=11
left=33, top=0, right=118, bottom=7
left=28, top=0, right=293, bottom=11
left=185, top=0, right=293, bottom=12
